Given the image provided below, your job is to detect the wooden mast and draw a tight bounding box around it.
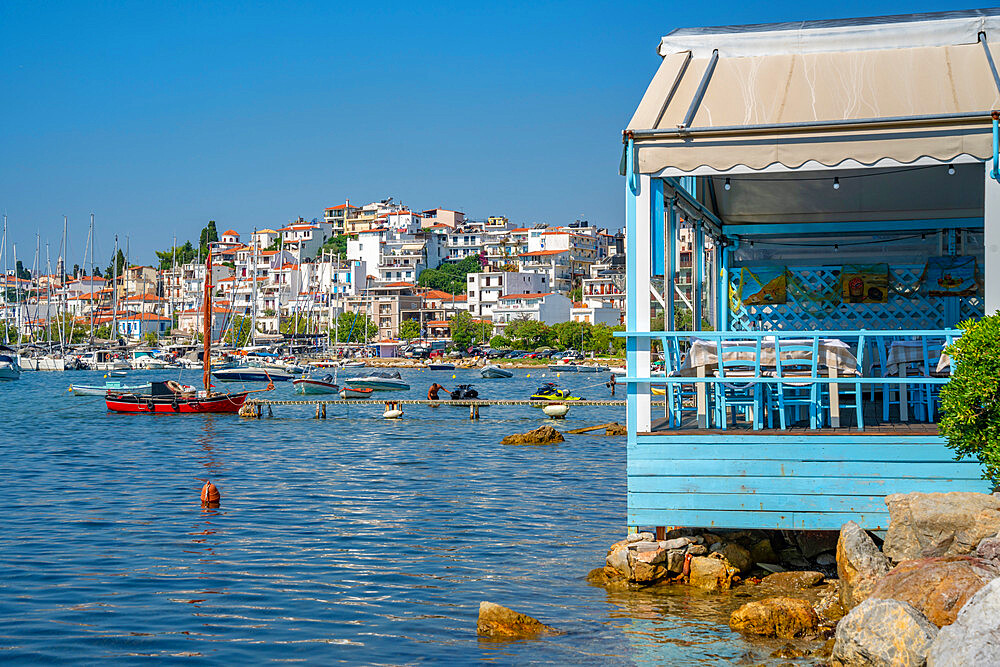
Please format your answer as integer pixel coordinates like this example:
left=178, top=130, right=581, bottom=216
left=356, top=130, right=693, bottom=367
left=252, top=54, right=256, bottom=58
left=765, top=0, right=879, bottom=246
left=202, top=244, right=213, bottom=393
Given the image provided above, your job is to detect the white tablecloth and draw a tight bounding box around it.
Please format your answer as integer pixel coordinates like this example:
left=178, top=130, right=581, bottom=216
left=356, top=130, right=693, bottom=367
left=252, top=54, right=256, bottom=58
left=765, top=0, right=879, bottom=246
left=883, top=340, right=951, bottom=376
left=677, top=338, right=858, bottom=377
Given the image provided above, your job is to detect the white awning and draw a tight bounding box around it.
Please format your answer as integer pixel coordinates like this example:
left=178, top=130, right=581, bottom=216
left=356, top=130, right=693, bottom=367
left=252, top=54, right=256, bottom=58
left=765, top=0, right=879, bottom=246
left=627, top=10, right=1000, bottom=175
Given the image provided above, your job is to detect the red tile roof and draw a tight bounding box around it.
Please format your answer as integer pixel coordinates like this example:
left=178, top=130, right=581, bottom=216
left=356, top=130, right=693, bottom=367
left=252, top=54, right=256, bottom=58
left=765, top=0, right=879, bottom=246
left=223, top=229, right=239, bottom=236
left=383, top=281, right=415, bottom=288
left=518, top=250, right=567, bottom=257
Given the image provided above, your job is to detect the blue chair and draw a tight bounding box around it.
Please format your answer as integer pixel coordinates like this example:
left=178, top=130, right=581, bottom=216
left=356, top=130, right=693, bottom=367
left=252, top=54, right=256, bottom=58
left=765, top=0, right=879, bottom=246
left=769, top=336, right=819, bottom=430
left=713, top=338, right=765, bottom=430
left=876, top=336, right=925, bottom=423
left=913, top=338, right=947, bottom=422
left=816, top=335, right=865, bottom=430
left=661, top=336, right=701, bottom=428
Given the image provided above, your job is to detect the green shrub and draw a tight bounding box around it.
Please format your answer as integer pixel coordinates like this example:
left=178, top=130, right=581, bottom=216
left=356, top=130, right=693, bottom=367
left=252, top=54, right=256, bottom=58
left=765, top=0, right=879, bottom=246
left=940, top=313, right=1000, bottom=484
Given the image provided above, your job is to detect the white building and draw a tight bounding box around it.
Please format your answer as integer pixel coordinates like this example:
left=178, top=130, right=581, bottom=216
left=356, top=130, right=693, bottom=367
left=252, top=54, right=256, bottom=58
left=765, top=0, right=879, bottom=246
left=465, top=271, right=550, bottom=319
left=491, top=292, right=573, bottom=332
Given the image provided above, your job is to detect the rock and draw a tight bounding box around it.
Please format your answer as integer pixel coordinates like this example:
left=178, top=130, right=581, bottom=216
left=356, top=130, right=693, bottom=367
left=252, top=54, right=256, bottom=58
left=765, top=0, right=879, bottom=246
left=832, top=598, right=937, bottom=667
left=974, top=535, right=1000, bottom=565
left=795, top=530, right=839, bottom=559
left=868, top=556, right=1000, bottom=627
left=604, top=422, right=626, bottom=436
left=665, top=549, right=686, bottom=573
left=837, top=521, right=891, bottom=611
left=883, top=492, right=1000, bottom=562
left=729, top=596, right=819, bottom=639
left=605, top=540, right=632, bottom=579
left=757, top=563, right=786, bottom=574
left=631, top=560, right=669, bottom=584
left=625, top=533, right=644, bottom=543
left=816, top=552, right=837, bottom=566
left=750, top=537, right=778, bottom=565
left=659, top=537, right=692, bottom=550
left=686, top=543, right=707, bottom=556
left=771, top=644, right=806, bottom=659
left=701, top=532, right=723, bottom=545
left=634, top=542, right=659, bottom=553
left=637, top=531, right=655, bottom=542
left=689, top=555, right=739, bottom=591
left=634, top=546, right=667, bottom=565
left=761, top=571, right=825, bottom=590
left=718, top=543, right=754, bottom=574
left=477, top=601, right=559, bottom=639
left=501, top=425, right=565, bottom=446
left=780, top=547, right=810, bottom=569
left=926, top=577, right=1000, bottom=666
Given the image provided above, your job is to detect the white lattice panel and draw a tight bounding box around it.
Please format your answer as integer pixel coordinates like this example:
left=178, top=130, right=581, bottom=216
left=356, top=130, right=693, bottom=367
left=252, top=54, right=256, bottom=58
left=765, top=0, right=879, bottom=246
left=730, top=265, right=979, bottom=331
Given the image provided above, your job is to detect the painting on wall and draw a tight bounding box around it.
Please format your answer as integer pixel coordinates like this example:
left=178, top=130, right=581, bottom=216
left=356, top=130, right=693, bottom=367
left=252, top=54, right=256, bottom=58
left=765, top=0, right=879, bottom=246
left=922, top=256, right=979, bottom=297
left=840, top=264, right=889, bottom=304
left=738, top=267, right=787, bottom=306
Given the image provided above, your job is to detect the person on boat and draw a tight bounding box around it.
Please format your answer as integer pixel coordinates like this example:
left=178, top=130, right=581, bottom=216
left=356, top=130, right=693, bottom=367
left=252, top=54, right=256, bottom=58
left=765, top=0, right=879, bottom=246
left=428, top=383, right=447, bottom=400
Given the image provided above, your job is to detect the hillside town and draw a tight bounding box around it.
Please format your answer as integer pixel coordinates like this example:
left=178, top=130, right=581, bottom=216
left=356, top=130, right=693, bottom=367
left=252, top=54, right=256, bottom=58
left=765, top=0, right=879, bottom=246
left=0, top=197, right=700, bottom=353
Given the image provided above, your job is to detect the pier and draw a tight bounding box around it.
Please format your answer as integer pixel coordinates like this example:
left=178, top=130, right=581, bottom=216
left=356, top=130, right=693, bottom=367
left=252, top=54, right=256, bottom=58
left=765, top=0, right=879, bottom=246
left=244, top=397, right=637, bottom=420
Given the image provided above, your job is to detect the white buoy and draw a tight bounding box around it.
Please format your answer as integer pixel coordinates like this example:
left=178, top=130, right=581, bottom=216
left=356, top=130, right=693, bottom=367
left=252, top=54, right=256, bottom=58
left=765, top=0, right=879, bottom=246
left=383, top=409, right=404, bottom=419
left=543, top=404, right=569, bottom=418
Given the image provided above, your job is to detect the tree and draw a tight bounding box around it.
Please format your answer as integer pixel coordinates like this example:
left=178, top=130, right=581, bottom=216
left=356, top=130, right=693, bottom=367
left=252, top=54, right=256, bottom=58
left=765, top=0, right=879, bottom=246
left=225, top=315, right=254, bottom=346
left=199, top=221, right=219, bottom=254
left=144, top=332, right=158, bottom=346
left=569, top=285, right=583, bottom=302
left=106, top=249, right=126, bottom=282
left=155, top=240, right=197, bottom=270
left=489, top=334, right=511, bottom=349
left=584, top=323, right=615, bottom=356
left=319, top=234, right=349, bottom=260
left=330, top=311, right=377, bottom=343
left=0, top=322, right=17, bottom=343
left=15, top=260, right=29, bottom=280
left=398, top=319, right=421, bottom=340
left=551, top=321, right=588, bottom=350
left=471, top=318, right=493, bottom=345
left=940, top=314, right=1000, bottom=484
left=449, top=311, right=475, bottom=349
left=280, top=315, right=317, bottom=335
left=505, top=317, right=553, bottom=350
left=417, top=256, right=481, bottom=294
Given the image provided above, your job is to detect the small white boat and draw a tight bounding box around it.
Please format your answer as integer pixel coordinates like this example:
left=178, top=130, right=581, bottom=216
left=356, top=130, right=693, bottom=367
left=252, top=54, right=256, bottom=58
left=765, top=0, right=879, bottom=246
left=344, top=370, right=409, bottom=391
left=82, top=349, right=130, bottom=371
left=549, top=364, right=579, bottom=372
left=340, top=386, right=374, bottom=399
left=480, top=365, right=513, bottom=379
left=71, top=381, right=153, bottom=396
left=0, top=347, right=21, bottom=381
left=343, top=360, right=366, bottom=368
left=213, top=367, right=293, bottom=383
left=609, top=366, right=626, bottom=375
left=576, top=364, right=609, bottom=373
left=293, top=374, right=339, bottom=394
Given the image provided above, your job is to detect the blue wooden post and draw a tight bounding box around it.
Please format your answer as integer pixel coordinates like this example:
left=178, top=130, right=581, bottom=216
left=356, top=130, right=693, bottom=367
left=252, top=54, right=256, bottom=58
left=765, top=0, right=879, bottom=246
left=694, top=222, right=704, bottom=330
left=666, top=197, right=676, bottom=331
left=719, top=242, right=733, bottom=331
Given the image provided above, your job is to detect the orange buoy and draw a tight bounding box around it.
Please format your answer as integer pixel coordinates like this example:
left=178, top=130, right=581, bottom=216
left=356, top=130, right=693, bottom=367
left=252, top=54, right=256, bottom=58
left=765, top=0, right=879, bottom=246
left=681, top=552, right=693, bottom=582
left=201, top=480, right=220, bottom=506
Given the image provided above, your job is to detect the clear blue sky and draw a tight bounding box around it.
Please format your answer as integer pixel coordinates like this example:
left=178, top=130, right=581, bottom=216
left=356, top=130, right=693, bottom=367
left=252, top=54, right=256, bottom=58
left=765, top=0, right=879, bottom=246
left=0, top=1, right=977, bottom=269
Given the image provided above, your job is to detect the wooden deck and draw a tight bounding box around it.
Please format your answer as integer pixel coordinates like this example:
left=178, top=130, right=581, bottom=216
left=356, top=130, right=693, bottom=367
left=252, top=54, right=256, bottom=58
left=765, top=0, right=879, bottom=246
left=643, top=416, right=939, bottom=436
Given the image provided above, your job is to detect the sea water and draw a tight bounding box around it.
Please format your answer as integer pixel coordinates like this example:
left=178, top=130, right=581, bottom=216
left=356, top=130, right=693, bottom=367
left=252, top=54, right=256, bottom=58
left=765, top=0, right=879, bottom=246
left=0, top=367, right=815, bottom=664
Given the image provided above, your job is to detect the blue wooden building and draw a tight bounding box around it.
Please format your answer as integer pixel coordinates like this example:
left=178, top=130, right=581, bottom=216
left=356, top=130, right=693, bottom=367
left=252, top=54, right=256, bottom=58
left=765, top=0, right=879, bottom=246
left=620, top=10, right=1000, bottom=532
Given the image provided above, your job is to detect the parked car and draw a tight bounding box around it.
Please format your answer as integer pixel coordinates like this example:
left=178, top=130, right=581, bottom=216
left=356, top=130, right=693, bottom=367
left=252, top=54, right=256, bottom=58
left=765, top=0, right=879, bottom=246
left=487, top=349, right=507, bottom=359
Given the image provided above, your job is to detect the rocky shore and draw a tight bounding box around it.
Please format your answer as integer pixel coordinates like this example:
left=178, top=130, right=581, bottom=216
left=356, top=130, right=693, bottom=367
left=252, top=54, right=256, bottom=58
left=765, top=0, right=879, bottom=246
left=586, top=491, right=1000, bottom=665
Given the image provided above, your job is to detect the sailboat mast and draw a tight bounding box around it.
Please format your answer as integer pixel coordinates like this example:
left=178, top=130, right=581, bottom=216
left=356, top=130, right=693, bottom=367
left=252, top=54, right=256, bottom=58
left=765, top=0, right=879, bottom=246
left=202, top=244, right=214, bottom=393
left=251, top=230, right=257, bottom=347
left=13, top=243, right=20, bottom=346
left=61, top=215, right=68, bottom=350
left=170, top=236, right=176, bottom=340
left=111, top=235, right=119, bottom=340
left=45, top=243, right=52, bottom=350
left=88, top=213, right=95, bottom=344
left=1, top=214, right=7, bottom=346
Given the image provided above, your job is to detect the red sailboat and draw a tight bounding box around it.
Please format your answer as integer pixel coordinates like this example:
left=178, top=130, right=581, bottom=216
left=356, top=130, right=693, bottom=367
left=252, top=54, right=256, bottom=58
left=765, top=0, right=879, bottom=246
left=106, top=244, right=273, bottom=414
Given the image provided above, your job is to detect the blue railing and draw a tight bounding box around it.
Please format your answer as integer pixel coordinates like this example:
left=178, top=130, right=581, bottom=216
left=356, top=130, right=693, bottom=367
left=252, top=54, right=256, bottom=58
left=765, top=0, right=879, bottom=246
left=614, top=329, right=961, bottom=430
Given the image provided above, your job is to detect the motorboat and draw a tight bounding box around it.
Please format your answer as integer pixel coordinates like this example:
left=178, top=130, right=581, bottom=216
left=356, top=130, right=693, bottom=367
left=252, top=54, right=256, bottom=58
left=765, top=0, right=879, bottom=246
left=0, top=346, right=21, bottom=381
left=480, top=365, right=513, bottom=379
left=212, top=366, right=293, bottom=383
left=427, top=363, right=455, bottom=371
left=549, top=364, right=579, bottom=372
left=130, top=351, right=173, bottom=370
left=340, top=386, right=374, bottom=399
left=530, top=382, right=582, bottom=401
left=293, top=373, right=340, bottom=394
left=72, top=380, right=153, bottom=396
left=576, top=364, right=609, bottom=373
left=344, top=369, right=409, bottom=391
left=82, top=349, right=130, bottom=371
left=449, top=384, right=479, bottom=400
left=343, top=360, right=366, bottom=368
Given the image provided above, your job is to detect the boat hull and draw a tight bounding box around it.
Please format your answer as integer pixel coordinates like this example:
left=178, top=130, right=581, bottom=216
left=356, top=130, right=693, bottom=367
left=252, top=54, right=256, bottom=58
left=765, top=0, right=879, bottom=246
left=0, top=364, right=21, bottom=381
left=340, top=387, right=374, bottom=399
left=343, top=380, right=409, bottom=391
left=213, top=370, right=292, bottom=382
left=293, top=379, right=339, bottom=394
left=105, top=391, right=249, bottom=413
left=480, top=366, right=513, bottom=379
left=73, top=383, right=151, bottom=396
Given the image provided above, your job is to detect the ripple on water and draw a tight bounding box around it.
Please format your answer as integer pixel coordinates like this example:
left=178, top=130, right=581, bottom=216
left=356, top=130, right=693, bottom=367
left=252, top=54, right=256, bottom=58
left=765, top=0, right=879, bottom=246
left=0, top=369, right=806, bottom=664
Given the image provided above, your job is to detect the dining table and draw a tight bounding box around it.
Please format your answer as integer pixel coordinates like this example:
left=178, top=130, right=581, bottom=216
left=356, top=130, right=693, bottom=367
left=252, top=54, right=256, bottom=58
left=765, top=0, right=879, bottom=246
left=675, top=337, right=859, bottom=428
left=882, top=340, right=951, bottom=421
